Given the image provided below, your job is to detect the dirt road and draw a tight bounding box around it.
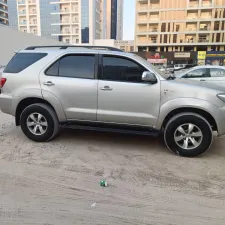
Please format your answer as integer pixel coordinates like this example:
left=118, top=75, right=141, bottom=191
left=1, top=110, right=225, bottom=225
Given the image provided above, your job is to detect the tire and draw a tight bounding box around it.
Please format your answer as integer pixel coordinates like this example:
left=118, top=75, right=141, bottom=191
left=20, top=103, right=60, bottom=142
left=164, top=113, right=213, bottom=157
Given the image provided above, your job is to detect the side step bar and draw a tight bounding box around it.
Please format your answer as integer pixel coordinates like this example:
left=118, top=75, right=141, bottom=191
left=62, top=123, right=160, bottom=137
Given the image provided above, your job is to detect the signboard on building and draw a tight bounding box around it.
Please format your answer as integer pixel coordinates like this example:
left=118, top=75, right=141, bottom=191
left=197, top=51, right=207, bottom=60
left=174, top=52, right=190, bottom=58
left=147, top=58, right=168, bottom=64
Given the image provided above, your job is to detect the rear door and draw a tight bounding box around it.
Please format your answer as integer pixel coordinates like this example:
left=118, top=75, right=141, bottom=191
left=39, top=53, right=98, bottom=121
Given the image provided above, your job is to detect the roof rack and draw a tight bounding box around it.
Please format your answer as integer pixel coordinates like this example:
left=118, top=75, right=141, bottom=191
left=25, top=45, right=123, bottom=52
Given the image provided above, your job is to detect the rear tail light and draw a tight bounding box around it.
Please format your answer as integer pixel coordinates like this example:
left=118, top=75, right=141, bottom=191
left=0, top=78, right=7, bottom=88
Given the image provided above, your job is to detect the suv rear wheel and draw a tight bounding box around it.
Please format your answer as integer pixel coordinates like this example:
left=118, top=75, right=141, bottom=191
left=20, top=103, right=60, bottom=142
left=164, top=113, right=213, bottom=157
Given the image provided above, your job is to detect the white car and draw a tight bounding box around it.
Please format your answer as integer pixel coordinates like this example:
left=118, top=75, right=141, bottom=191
left=174, top=64, right=186, bottom=71
left=176, top=65, right=225, bottom=87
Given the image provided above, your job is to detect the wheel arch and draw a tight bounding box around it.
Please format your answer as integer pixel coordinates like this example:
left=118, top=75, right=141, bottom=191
left=15, top=98, right=57, bottom=126
left=161, top=107, right=217, bottom=131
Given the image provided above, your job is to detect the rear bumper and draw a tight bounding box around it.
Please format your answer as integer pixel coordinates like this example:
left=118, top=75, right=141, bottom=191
left=0, top=94, right=13, bottom=115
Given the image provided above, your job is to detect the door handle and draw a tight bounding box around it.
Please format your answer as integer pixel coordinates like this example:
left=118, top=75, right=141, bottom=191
left=200, top=79, right=206, bottom=81
left=100, top=86, right=113, bottom=91
left=43, top=81, right=55, bottom=86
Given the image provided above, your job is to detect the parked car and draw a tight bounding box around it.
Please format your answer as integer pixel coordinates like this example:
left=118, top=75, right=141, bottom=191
left=174, top=64, right=186, bottom=71
left=1, top=46, right=225, bottom=157
left=175, top=65, right=225, bottom=87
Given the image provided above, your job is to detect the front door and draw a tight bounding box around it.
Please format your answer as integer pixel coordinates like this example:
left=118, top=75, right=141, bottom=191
left=97, top=55, right=161, bottom=127
left=207, top=67, right=225, bottom=87
left=182, top=68, right=210, bottom=81
left=39, top=53, right=98, bottom=121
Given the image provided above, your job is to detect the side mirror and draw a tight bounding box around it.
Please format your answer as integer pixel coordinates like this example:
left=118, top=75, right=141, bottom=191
left=142, top=71, right=157, bottom=83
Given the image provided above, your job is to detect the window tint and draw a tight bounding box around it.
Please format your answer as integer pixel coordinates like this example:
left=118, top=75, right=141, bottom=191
left=46, top=60, right=59, bottom=76
left=4, top=53, right=47, bottom=73
left=210, top=68, right=225, bottom=77
left=58, top=55, right=95, bottom=79
left=185, top=68, right=208, bottom=78
left=102, top=56, right=146, bottom=82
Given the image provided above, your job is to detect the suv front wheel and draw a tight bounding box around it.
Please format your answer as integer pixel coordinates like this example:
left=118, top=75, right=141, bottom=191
left=164, top=113, right=213, bottom=157
left=20, top=103, right=60, bottom=142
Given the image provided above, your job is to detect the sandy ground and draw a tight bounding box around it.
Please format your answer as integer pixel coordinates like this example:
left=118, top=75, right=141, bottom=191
left=1, top=110, right=225, bottom=225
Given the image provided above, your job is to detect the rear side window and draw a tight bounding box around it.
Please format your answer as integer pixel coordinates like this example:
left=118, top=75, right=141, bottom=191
left=46, top=55, right=95, bottom=79
left=4, top=53, right=47, bottom=73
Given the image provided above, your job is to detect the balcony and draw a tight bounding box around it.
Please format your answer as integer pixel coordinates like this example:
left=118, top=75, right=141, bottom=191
left=18, top=11, right=26, bottom=15
left=28, top=0, right=36, bottom=4
left=0, top=20, right=8, bottom=25
left=0, top=13, right=8, bottom=19
left=149, top=27, right=158, bottom=32
left=0, top=0, right=7, bottom=6
left=150, top=4, right=160, bottom=9
left=201, top=0, right=212, bottom=7
left=29, top=10, right=37, bottom=14
left=31, top=30, right=37, bottom=34
left=0, top=6, right=7, bottom=12
left=199, top=27, right=209, bottom=31
left=18, top=1, right=25, bottom=5
left=139, top=4, right=148, bottom=11
left=19, top=21, right=27, bottom=25
left=198, top=39, right=209, bottom=42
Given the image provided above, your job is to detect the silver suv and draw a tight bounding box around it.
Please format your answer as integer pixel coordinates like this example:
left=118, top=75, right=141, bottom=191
left=1, top=46, right=225, bottom=157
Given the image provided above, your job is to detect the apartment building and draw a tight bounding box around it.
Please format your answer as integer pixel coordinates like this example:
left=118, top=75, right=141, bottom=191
left=102, top=0, right=123, bottom=40
left=0, top=0, right=8, bottom=26
left=16, top=0, right=41, bottom=35
left=135, top=0, right=225, bottom=52
left=50, top=0, right=123, bottom=45
left=8, top=0, right=60, bottom=39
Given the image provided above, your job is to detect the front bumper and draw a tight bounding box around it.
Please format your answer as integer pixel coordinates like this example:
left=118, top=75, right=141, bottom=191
left=216, top=106, right=225, bottom=136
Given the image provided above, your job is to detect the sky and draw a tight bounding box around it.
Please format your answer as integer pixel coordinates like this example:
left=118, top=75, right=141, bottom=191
left=123, top=0, right=135, bottom=40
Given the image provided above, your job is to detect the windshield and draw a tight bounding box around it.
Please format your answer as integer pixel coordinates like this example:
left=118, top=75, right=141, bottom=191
left=134, top=55, right=168, bottom=79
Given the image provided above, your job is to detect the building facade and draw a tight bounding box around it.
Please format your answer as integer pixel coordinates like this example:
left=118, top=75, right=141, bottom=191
left=51, top=0, right=123, bottom=45
left=50, top=0, right=101, bottom=44
left=102, top=0, right=123, bottom=40
left=135, top=0, right=225, bottom=52
left=116, top=0, right=123, bottom=40
left=0, top=0, right=8, bottom=26
left=8, top=0, right=59, bottom=40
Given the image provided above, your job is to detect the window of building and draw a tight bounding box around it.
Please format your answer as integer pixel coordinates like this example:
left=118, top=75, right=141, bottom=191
left=168, top=23, right=170, bottom=32
left=65, top=38, right=70, bottom=43
left=164, top=35, right=168, bottom=43
left=173, top=34, right=177, bottom=43
left=161, top=23, right=166, bottom=32
left=214, top=21, right=220, bottom=30
left=102, top=56, right=146, bottom=83
left=216, top=33, right=221, bottom=42
left=176, top=25, right=180, bottom=32
left=46, top=55, right=95, bottom=79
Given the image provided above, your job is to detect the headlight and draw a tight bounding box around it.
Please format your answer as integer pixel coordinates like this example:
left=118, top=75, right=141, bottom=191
left=217, top=94, right=225, bottom=103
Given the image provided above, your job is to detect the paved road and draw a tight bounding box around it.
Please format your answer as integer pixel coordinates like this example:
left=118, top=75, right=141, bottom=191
left=1, top=110, right=225, bottom=225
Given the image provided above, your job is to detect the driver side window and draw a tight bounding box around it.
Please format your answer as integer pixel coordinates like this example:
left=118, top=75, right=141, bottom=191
left=185, top=68, right=208, bottom=78
left=102, top=56, right=146, bottom=83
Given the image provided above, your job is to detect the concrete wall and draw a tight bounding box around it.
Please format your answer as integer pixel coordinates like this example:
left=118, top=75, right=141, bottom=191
left=0, top=24, right=63, bottom=66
